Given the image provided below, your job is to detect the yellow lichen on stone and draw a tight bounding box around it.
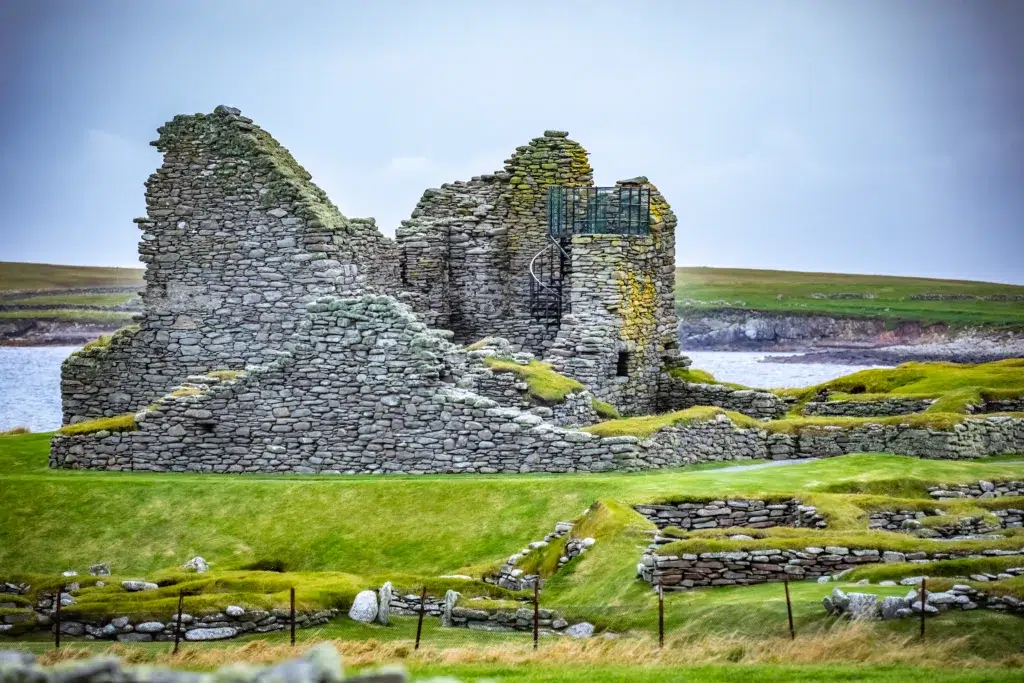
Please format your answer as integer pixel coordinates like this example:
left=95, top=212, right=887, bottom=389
left=617, top=271, right=657, bottom=346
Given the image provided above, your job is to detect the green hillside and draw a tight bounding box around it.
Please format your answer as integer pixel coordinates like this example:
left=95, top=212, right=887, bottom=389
left=675, top=267, right=1024, bottom=326
left=0, top=262, right=144, bottom=333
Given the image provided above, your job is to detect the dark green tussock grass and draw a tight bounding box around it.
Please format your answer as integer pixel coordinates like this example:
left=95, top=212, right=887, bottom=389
left=4, top=570, right=524, bottom=621
left=675, top=266, right=1024, bottom=327
left=56, top=413, right=137, bottom=436
left=482, top=357, right=585, bottom=403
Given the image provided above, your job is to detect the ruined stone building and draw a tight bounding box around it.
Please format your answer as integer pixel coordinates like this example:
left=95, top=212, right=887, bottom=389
left=52, top=106, right=1024, bottom=473
left=62, top=106, right=682, bottom=428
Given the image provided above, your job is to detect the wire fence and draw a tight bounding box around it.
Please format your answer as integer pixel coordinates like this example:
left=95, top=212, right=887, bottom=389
left=17, top=577, right=965, bottom=653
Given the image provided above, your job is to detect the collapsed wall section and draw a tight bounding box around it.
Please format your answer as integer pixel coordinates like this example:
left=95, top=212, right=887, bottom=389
left=52, top=296, right=632, bottom=474
left=60, top=106, right=399, bottom=425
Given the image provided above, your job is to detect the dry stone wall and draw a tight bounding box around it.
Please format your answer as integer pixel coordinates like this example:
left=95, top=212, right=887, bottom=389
left=635, top=499, right=826, bottom=531
left=639, top=545, right=1024, bottom=590
left=51, top=296, right=634, bottom=474
left=659, top=375, right=789, bottom=419
left=971, top=397, right=1024, bottom=414
left=928, top=481, right=1024, bottom=499
left=60, top=106, right=399, bottom=425
left=803, top=398, right=936, bottom=417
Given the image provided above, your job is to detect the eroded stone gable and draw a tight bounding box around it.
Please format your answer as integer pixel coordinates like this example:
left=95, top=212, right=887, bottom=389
left=60, top=106, right=400, bottom=424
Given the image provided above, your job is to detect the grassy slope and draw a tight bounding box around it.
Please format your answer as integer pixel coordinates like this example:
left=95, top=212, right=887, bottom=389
left=0, top=262, right=143, bottom=292
left=0, top=262, right=143, bottom=328
left=676, top=266, right=1024, bottom=326
left=4, top=433, right=1024, bottom=667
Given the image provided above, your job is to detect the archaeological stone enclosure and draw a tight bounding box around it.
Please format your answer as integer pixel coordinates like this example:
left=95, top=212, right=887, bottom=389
left=51, top=105, right=1024, bottom=473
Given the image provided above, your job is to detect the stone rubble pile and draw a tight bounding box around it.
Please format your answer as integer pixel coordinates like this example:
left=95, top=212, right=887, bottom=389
left=635, top=498, right=826, bottom=531
left=823, top=579, right=1024, bottom=620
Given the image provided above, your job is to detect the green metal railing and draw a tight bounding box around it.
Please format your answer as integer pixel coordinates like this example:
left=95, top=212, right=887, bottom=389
left=547, top=186, right=651, bottom=238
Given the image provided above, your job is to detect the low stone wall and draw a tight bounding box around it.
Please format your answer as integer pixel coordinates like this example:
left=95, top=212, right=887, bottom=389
left=824, top=579, right=1024, bottom=621
left=660, top=376, right=788, bottom=420
left=803, top=398, right=935, bottom=417
left=996, top=508, right=1024, bottom=528
left=487, top=521, right=594, bottom=591
left=868, top=510, right=1002, bottom=537
left=449, top=605, right=567, bottom=633
left=928, top=480, right=1024, bottom=499
left=634, top=499, right=826, bottom=531
left=638, top=545, right=1024, bottom=590
left=971, top=397, right=1024, bottom=414
left=51, top=408, right=1024, bottom=476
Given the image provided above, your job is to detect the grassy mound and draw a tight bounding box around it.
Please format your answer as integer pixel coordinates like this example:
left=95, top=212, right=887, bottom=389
left=482, top=357, right=585, bottom=403
left=779, top=359, right=1024, bottom=414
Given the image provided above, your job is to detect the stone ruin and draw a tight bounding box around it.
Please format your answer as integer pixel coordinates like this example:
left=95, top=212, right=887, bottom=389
left=51, top=105, right=712, bottom=473
left=47, top=106, right=1024, bottom=472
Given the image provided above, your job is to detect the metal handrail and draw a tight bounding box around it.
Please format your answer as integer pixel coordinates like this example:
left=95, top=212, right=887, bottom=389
left=528, top=241, right=557, bottom=295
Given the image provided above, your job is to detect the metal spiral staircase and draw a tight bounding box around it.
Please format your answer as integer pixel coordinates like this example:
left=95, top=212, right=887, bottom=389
left=529, top=236, right=569, bottom=324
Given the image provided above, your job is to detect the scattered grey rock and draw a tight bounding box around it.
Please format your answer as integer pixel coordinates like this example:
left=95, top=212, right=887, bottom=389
left=565, top=622, right=595, bottom=638
left=348, top=590, right=378, bottom=623
left=184, top=627, right=238, bottom=641
left=182, top=557, right=209, bottom=573
left=121, top=580, right=159, bottom=592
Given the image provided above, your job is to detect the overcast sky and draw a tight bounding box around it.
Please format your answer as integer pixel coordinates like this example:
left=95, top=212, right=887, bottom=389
left=1, top=0, right=1022, bottom=283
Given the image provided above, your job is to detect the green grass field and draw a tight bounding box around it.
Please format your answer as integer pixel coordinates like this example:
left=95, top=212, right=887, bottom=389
left=676, top=266, right=1024, bottom=326
left=0, top=262, right=143, bottom=292
left=4, top=432, right=1024, bottom=676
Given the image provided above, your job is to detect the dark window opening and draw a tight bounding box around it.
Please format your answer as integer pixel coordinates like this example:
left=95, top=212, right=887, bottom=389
left=616, top=351, right=630, bottom=377
left=198, top=422, right=216, bottom=434
left=400, top=257, right=409, bottom=286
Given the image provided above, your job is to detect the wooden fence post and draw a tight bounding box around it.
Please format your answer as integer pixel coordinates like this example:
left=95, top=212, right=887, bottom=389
left=414, top=586, right=427, bottom=650
left=658, top=582, right=665, bottom=648
left=784, top=578, right=795, bottom=640
left=54, top=585, right=62, bottom=650
left=290, top=587, right=296, bottom=646
left=919, top=578, right=926, bottom=638
left=533, top=581, right=539, bottom=651
left=173, top=590, right=184, bottom=655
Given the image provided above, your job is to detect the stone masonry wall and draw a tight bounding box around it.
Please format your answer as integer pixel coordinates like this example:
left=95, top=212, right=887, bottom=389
left=52, top=295, right=635, bottom=474
left=635, top=499, right=826, bottom=531
left=51, top=377, right=1024, bottom=474
left=546, top=234, right=658, bottom=416
left=639, top=546, right=1024, bottom=590
left=972, top=397, right=1024, bottom=414
left=60, top=106, right=399, bottom=425
left=396, top=131, right=594, bottom=354
left=928, top=481, right=1024, bottom=499
left=659, top=375, right=789, bottom=420
left=803, top=398, right=936, bottom=417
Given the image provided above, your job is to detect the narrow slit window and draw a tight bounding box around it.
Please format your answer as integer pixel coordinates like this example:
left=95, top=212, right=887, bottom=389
left=616, top=351, right=629, bottom=377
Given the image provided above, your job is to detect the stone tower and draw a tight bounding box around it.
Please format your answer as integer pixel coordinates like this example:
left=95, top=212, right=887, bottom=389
left=59, top=106, right=400, bottom=424
left=396, top=133, right=679, bottom=416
